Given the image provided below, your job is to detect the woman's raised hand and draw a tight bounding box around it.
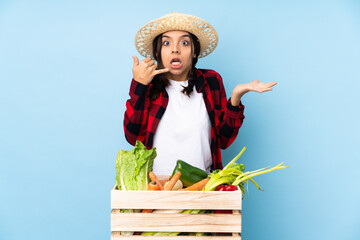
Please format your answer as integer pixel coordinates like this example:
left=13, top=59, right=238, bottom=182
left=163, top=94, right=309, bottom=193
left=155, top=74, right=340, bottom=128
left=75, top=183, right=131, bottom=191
left=245, top=80, right=277, bottom=93
left=132, top=56, right=169, bottom=85
left=230, top=80, right=278, bottom=106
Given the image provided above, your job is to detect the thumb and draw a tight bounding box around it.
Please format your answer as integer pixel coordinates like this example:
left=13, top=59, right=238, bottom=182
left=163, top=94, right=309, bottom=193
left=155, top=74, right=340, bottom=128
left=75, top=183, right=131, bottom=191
left=153, top=68, right=169, bottom=76
left=132, top=56, right=139, bottom=67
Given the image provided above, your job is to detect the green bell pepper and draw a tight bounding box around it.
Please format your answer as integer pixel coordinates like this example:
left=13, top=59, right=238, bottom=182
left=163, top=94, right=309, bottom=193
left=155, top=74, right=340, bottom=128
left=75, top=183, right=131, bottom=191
left=171, top=160, right=208, bottom=187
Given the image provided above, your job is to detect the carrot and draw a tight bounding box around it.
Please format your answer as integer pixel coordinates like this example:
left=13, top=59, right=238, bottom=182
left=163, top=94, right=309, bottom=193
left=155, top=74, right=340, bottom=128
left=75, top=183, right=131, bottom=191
left=159, top=179, right=168, bottom=186
left=141, top=209, right=153, bottom=213
left=142, top=179, right=161, bottom=213
left=164, top=171, right=181, bottom=191
left=148, top=171, right=164, bottom=190
left=178, top=178, right=210, bottom=191
left=148, top=180, right=160, bottom=191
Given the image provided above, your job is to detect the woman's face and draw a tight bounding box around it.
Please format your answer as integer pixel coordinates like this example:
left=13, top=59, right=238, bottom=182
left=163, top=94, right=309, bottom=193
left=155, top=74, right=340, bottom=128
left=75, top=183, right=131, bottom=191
left=160, top=30, right=195, bottom=81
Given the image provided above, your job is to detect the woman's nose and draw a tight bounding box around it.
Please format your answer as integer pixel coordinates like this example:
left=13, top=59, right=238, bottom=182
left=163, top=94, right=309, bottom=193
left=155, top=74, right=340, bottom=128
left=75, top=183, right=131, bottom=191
left=172, top=45, right=180, bottom=54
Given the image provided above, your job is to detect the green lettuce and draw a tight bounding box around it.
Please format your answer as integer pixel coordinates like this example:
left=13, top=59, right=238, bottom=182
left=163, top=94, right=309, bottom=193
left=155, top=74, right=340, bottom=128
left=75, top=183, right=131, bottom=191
left=115, top=140, right=156, bottom=191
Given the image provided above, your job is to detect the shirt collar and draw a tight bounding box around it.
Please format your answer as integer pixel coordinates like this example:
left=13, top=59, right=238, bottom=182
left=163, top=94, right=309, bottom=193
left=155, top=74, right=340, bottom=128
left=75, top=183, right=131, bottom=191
left=194, top=68, right=206, bottom=93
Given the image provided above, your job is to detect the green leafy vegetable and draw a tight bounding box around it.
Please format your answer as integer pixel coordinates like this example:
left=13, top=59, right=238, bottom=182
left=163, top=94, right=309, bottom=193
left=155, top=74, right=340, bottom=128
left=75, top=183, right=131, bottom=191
left=115, top=140, right=156, bottom=191
left=115, top=140, right=157, bottom=236
left=203, top=146, right=289, bottom=197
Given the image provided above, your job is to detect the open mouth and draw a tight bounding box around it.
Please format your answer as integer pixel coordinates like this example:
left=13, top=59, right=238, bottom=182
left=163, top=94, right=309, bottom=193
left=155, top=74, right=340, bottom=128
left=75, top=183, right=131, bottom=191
left=171, top=58, right=181, bottom=66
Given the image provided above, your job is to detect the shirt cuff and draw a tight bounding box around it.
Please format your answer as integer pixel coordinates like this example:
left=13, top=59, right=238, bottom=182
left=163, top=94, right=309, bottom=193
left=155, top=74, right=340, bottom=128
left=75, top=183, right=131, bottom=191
left=130, top=78, right=149, bottom=97
left=226, top=98, right=245, bottom=118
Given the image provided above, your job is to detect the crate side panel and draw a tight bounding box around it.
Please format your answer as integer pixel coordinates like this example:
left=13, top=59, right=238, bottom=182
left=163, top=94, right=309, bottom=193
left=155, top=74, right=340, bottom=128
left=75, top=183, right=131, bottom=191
left=111, top=232, right=241, bottom=239
left=111, top=190, right=242, bottom=210
left=111, top=212, right=241, bottom=233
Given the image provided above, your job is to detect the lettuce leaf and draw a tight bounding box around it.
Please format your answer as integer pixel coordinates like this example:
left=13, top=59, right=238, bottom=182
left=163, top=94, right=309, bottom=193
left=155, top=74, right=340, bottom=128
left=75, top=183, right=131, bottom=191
left=115, top=140, right=156, bottom=191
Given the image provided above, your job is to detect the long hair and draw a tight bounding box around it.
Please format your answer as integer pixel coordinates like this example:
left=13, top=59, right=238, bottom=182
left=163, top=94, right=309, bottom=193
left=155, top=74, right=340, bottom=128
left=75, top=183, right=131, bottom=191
left=149, top=32, right=201, bottom=100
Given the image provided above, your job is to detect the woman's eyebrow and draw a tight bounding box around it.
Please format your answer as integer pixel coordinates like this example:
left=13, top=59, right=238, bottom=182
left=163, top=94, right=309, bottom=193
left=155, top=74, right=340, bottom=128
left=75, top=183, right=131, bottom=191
left=162, top=34, right=191, bottom=39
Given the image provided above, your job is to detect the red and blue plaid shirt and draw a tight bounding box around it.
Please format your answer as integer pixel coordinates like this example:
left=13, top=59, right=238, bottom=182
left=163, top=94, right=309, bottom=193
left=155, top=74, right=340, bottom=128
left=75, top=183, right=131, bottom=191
left=123, top=68, right=245, bottom=170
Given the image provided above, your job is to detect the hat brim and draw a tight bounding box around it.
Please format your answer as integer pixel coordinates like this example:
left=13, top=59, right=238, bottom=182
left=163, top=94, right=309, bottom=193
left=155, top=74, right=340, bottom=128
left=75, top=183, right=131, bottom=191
left=134, top=12, right=218, bottom=59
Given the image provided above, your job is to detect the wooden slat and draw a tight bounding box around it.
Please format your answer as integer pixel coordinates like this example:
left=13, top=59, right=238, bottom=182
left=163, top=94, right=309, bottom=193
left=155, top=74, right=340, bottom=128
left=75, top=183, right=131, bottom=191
left=111, top=232, right=241, bottom=239
left=111, top=188, right=242, bottom=210
left=111, top=212, right=241, bottom=233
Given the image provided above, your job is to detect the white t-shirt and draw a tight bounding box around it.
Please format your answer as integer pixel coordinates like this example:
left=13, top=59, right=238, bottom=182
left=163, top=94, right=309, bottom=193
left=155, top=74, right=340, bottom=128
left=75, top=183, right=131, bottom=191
left=152, top=79, right=212, bottom=175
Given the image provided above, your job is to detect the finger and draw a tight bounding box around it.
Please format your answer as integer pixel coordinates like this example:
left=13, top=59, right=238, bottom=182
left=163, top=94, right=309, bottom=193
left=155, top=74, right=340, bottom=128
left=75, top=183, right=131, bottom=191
left=261, top=88, right=273, bottom=92
left=149, top=64, right=157, bottom=72
left=132, top=56, right=139, bottom=67
left=147, top=60, right=156, bottom=67
left=153, top=68, right=169, bottom=75
left=265, top=81, right=277, bottom=87
left=248, top=86, right=262, bottom=93
left=143, top=57, right=153, bottom=63
left=256, top=87, right=274, bottom=93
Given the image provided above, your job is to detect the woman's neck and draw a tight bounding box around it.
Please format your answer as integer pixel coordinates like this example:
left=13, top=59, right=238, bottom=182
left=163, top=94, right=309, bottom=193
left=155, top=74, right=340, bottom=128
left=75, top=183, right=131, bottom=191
left=164, top=72, right=189, bottom=81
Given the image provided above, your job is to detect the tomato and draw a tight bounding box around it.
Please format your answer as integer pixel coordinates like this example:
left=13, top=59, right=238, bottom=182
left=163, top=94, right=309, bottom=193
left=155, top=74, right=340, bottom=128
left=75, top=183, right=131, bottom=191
left=225, top=185, right=238, bottom=191
left=215, top=185, right=227, bottom=191
left=214, top=185, right=238, bottom=214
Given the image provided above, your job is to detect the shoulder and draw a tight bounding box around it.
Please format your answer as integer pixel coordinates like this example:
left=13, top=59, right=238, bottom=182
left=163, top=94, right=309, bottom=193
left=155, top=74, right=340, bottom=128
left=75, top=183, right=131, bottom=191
left=196, top=68, right=222, bottom=79
left=195, top=68, right=224, bottom=90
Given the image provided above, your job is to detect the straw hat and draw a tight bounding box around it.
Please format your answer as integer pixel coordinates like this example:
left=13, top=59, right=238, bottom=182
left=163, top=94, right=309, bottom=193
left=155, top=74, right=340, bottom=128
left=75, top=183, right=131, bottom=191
left=134, top=12, right=218, bottom=58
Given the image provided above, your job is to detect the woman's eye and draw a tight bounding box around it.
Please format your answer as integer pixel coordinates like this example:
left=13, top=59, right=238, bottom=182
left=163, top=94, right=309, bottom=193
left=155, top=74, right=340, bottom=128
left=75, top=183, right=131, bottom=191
left=162, top=41, right=170, bottom=46
left=182, top=40, right=189, bottom=46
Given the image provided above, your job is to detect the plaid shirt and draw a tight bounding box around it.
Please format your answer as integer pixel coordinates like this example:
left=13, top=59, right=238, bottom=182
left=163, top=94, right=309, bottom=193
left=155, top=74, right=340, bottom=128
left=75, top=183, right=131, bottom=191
left=123, top=68, right=245, bottom=170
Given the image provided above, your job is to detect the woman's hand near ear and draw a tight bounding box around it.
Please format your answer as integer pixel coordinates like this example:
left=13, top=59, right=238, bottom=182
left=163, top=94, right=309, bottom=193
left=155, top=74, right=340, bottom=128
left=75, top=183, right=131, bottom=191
left=132, top=56, right=169, bottom=85
left=230, top=80, right=278, bottom=106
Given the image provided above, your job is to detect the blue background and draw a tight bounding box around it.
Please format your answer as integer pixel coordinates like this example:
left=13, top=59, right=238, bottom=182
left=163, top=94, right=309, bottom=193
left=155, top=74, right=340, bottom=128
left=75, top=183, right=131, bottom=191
left=1, top=0, right=359, bottom=239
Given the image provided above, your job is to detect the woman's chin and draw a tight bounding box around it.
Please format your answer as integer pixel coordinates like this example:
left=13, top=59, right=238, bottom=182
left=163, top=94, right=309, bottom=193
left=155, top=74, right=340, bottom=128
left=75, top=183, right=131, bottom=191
left=165, top=71, right=186, bottom=80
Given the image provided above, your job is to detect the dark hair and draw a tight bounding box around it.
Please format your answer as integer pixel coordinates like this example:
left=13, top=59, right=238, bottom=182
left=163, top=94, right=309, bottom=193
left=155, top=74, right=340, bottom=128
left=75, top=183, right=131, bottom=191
left=149, top=32, right=201, bottom=100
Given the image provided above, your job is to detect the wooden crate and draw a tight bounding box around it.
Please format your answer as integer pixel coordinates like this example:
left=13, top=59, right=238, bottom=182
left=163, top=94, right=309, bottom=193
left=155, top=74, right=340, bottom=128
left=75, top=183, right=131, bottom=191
left=110, top=179, right=242, bottom=240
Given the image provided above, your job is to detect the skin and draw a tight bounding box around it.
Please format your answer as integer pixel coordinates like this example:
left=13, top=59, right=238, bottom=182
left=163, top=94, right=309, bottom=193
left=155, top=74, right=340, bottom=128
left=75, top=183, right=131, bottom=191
left=159, top=31, right=195, bottom=81
left=132, top=30, right=277, bottom=106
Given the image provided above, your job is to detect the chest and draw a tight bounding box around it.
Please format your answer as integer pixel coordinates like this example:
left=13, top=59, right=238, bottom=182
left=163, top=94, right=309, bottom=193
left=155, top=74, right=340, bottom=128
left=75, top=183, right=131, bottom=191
left=148, top=83, right=221, bottom=128
left=164, top=86, right=210, bottom=131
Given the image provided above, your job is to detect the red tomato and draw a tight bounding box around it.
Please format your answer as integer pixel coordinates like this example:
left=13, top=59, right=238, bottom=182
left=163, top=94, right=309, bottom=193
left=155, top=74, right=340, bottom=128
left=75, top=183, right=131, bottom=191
left=225, top=185, right=238, bottom=191
left=214, top=185, right=237, bottom=214
left=216, top=185, right=227, bottom=191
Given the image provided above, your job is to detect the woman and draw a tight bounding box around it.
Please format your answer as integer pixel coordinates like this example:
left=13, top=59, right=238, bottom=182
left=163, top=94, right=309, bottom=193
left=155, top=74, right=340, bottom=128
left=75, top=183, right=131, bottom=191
left=124, top=12, right=277, bottom=175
